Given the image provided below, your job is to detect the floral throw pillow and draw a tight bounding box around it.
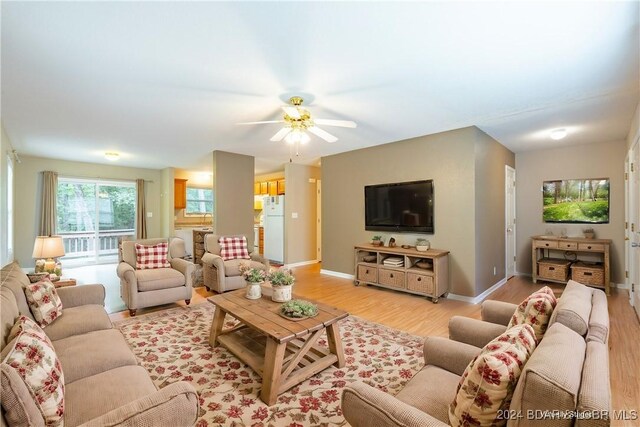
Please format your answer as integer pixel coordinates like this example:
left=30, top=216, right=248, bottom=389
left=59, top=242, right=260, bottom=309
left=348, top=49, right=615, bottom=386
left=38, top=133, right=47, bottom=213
left=507, top=286, right=557, bottom=342
left=219, top=236, right=251, bottom=261
left=449, top=324, right=537, bottom=427
left=135, top=242, right=171, bottom=270
left=24, top=280, right=63, bottom=327
left=4, top=315, right=65, bottom=426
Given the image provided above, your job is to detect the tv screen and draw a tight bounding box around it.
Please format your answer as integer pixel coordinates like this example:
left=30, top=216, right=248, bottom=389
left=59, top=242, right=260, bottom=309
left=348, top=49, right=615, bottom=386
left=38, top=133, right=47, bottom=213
left=542, top=178, right=610, bottom=223
left=365, top=180, right=434, bottom=233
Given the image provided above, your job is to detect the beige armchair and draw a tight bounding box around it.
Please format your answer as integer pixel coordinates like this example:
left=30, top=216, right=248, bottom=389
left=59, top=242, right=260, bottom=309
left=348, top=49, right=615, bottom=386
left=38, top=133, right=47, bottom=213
left=117, top=237, right=194, bottom=316
left=201, top=234, right=269, bottom=293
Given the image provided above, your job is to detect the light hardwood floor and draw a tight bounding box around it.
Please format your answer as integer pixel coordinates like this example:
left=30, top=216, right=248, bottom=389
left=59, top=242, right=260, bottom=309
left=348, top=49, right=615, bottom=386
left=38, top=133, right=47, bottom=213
left=109, top=264, right=640, bottom=425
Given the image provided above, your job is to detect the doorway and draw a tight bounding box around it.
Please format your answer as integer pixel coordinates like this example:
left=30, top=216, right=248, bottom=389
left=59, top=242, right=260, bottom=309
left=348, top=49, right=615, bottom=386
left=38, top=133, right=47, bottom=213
left=626, top=137, right=640, bottom=318
left=316, top=180, right=322, bottom=262
left=505, top=166, right=516, bottom=280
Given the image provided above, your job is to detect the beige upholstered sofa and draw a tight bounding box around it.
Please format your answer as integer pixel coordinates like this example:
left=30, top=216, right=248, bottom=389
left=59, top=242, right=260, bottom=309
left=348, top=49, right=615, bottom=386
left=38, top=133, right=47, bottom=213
left=117, top=237, right=194, bottom=316
left=1, top=261, right=199, bottom=426
left=342, top=280, right=611, bottom=427
left=201, top=234, right=269, bottom=293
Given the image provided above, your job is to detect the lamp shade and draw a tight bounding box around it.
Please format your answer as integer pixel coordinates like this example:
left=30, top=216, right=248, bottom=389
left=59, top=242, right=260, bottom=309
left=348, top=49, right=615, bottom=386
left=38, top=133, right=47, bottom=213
left=32, top=236, right=65, bottom=259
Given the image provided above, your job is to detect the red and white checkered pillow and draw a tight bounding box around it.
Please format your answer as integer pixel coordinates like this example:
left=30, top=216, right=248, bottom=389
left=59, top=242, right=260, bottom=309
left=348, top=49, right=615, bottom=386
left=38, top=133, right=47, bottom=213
left=219, top=236, right=250, bottom=261
left=135, top=242, right=171, bottom=270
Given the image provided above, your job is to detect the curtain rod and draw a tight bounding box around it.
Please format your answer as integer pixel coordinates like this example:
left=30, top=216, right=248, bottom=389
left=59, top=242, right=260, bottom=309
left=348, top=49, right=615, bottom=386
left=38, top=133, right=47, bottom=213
left=58, top=174, right=154, bottom=183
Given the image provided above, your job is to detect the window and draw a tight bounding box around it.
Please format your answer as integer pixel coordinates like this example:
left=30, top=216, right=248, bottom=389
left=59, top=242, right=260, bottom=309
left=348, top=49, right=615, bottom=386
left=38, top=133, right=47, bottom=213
left=185, top=187, right=213, bottom=215
left=57, top=178, right=136, bottom=263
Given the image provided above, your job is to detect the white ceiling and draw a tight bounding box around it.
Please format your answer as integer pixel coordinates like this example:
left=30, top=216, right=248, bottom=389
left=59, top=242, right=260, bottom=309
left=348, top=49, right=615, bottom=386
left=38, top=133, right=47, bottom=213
left=2, top=1, right=638, bottom=174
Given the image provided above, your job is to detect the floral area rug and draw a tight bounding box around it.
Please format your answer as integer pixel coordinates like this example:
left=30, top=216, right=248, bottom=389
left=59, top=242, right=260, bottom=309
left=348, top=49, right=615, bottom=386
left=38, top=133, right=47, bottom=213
left=114, top=303, right=425, bottom=426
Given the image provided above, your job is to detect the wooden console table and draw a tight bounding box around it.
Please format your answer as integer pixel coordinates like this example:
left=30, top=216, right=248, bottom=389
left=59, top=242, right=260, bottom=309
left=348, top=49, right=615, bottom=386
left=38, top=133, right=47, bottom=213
left=531, top=235, right=611, bottom=295
left=354, top=244, right=449, bottom=303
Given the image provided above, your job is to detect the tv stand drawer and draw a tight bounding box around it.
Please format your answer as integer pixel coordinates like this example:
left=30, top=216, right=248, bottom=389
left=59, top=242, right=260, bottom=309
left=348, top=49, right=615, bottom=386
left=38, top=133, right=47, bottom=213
left=357, top=265, right=377, bottom=283
left=378, top=268, right=405, bottom=289
left=407, top=272, right=434, bottom=295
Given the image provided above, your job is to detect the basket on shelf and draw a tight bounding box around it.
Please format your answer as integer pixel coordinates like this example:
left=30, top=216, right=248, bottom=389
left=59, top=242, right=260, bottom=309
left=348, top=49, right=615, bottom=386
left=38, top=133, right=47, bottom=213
left=537, top=258, right=571, bottom=282
left=571, top=262, right=604, bottom=286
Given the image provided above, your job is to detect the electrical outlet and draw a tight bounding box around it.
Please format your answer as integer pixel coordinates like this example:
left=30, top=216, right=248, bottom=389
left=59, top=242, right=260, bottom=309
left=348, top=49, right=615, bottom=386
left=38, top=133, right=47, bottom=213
left=146, top=212, right=153, bottom=218
left=292, top=212, right=298, bottom=219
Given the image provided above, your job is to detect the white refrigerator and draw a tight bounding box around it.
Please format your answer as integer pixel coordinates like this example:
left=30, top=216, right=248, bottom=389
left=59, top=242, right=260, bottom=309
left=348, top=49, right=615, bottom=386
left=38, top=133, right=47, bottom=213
left=263, top=195, right=284, bottom=263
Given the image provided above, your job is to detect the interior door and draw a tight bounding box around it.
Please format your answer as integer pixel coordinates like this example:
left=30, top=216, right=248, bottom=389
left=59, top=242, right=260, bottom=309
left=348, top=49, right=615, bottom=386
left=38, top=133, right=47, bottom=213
left=505, top=166, right=516, bottom=279
left=317, top=180, right=322, bottom=262
left=629, top=138, right=640, bottom=317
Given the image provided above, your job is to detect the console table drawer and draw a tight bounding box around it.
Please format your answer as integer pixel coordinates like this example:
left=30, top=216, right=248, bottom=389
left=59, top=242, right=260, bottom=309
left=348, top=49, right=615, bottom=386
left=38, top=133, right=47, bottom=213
left=534, top=240, right=558, bottom=249
left=407, top=272, right=434, bottom=295
left=357, top=265, right=377, bottom=283
left=378, top=268, right=405, bottom=289
left=558, top=241, right=578, bottom=250
left=578, top=243, right=605, bottom=252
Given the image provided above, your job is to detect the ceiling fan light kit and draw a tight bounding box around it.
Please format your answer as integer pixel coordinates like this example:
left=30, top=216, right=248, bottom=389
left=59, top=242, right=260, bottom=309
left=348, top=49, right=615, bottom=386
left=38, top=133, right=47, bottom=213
left=239, top=96, right=356, bottom=156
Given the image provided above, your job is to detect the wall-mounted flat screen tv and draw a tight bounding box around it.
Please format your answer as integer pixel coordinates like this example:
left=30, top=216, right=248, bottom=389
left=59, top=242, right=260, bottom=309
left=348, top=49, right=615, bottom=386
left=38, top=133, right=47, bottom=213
left=365, top=180, right=434, bottom=233
left=542, top=178, right=610, bottom=223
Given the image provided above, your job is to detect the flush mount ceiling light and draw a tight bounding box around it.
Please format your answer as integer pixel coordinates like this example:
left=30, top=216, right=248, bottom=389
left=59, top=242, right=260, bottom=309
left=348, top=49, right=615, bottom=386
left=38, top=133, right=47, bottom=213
left=104, top=152, right=120, bottom=161
left=550, top=128, right=567, bottom=140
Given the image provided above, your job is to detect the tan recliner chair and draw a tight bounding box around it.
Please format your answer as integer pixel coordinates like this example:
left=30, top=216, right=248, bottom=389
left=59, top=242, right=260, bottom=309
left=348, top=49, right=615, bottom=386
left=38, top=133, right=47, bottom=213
left=201, top=234, right=269, bottom=293
left=116, top=237, right=194, bottom=316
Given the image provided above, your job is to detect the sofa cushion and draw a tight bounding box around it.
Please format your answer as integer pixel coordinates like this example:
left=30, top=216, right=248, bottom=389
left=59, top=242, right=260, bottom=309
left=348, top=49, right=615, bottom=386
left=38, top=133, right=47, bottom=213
left=510, top=323, right=586, bottom=427
left=1, top=357, right=46, bottom=427
left=219, top=236, right=251, bottom=261
left=52, top=329, right=138, bottom=384
left=575, top=341, right=611, bottom=427
left=136, top=267, right=185, bottom=292
left=586, top=289, right=609, bottom=344
left=3, top=316, right=65, bottom=426
left=135, top=242, right=171, bottom=270
left=25, top=280, right=63, bottom=327
left=1, top=262, right=35, bottom=323
left=507, top=286, right=557, bottom=342
left=1, top=286, right=21, bottom=351
left=223, top=259, right=269, bottom=277
left=449, top=324, right=537, bottom=427
left=549, top=280, right=592, bottom=336
left=43, top=305, right=112, bottom=342
left=396, top=365, right=460, bottom=423
left=64, top=365, right=157, bottom=427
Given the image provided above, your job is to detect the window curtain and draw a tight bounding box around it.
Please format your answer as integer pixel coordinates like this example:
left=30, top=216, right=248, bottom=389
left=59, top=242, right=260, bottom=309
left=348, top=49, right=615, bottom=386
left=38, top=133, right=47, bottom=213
left=39, top=171, right=58, bottom=236
left=136, top=179, right=147, bottom=239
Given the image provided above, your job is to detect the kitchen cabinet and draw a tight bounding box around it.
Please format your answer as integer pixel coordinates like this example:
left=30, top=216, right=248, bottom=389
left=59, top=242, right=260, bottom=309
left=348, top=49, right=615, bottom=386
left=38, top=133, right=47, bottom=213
left=277, top=179, right=285, bottom=195
left=174, top=179, right=188, bottom=209
left=268, top=180, right=278, bottom=196
left=254, top=182, right=261, bottom=195
left=260, top=182, right=268, bottom=195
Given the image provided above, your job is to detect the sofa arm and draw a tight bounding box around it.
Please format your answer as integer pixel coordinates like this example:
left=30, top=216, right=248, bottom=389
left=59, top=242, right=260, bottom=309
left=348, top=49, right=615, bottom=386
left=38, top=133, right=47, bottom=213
left=250, top=252, right=269, bottom=267
left=57, top=284, right=106, bottom=308
left=171, top=258, right=195, bottom=288
left=201, top=253, right=224, bottom=269
left=449, top=316, right=507, bottom=349
left=77, top=382, right=199, bottom=427
left=423, top=336, right=480, bottom=376
left=481, top=300, right=517, bottom=326
left=116, top=263, right=137, bottom=285
left=342, top=381, right=449, bottom=427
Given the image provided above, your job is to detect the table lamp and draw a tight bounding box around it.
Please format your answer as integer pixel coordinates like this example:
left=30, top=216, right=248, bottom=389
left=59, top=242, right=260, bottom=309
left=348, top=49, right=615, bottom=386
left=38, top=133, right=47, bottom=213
left=32, top=236, right=65, bottom=275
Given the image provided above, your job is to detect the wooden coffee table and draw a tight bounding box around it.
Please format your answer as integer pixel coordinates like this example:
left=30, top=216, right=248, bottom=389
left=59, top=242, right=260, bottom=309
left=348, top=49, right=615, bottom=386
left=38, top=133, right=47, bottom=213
left=208, top=289, right=348, bottom=405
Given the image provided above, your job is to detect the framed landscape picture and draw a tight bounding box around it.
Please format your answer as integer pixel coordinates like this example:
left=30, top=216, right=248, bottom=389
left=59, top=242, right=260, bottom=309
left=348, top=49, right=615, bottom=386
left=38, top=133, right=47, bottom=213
left=542, top=178, right=610, bottom=223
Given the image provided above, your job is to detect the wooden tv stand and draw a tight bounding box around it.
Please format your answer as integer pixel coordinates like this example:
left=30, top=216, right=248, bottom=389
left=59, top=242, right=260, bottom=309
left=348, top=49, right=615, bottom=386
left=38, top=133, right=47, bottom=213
left=354, top=244, right=450, bottom=303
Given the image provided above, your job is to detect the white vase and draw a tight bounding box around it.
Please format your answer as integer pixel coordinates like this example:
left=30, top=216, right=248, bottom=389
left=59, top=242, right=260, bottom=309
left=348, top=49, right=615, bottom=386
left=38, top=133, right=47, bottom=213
left=245, top=281, right=262, bottom=300
left=271, top=285, right=292, bottom=302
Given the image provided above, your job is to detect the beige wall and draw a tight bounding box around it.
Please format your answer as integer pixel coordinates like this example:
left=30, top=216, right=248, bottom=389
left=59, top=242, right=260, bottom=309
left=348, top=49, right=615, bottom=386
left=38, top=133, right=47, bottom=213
left=174, top=168, right=213, bottom=226
left=212, top=151, right=254, bottom=247
left=322, top=127, right=479, bottom=296
left=515, top=140, right=627, bottom=284
left=284, top=163, right=321, bottom=264
left=1, top=125, right=15, bottom=265
left=474, top=129, right=516, bottom=294
left=13, top=155, right=163, bottom=266
left=160, top=167, right=175, bottom=237
left=627, top=102, right=640, bottom=150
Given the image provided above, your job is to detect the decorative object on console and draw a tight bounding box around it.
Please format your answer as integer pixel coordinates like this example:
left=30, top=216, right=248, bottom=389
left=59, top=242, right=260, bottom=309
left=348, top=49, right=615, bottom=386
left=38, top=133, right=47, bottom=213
left=371, top=235, right=383, bottom=246
left=387, top=237, right=396, bottom=247
left=269, top=267, right=295, bottom=302
left=32, top=235, right=65, bottom=276
left=415, top=238, right=430, bottom=251
left=583, top=228, right=595, bottom=239
left=239, top=263, right=267, bottom=300
left=279, top=299, right=318, bottom=320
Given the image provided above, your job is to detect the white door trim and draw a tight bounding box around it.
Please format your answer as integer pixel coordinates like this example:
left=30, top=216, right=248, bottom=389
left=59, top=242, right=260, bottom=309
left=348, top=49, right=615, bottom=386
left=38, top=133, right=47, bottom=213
left=505, top=165, right=516, bottom=280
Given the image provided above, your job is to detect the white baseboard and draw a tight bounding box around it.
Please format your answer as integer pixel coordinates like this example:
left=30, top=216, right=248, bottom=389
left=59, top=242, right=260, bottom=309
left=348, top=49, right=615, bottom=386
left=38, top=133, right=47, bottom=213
left=612, top=282, right=629, bottom=290
left=320, top=269, right=354, bottom=280
left=448, top=277, right=508, bottom=305
left=285, top=260, right=318, bottom=269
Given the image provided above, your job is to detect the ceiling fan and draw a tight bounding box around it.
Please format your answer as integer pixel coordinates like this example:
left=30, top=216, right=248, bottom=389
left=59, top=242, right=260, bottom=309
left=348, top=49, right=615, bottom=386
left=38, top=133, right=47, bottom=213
left=238, top=96, right=357, bottom=146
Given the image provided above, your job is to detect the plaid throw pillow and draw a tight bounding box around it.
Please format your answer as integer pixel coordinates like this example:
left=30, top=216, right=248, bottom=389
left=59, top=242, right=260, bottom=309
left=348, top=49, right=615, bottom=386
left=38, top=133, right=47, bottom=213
left=135, top=242, right=171, bottom=270
left=24, top=280, right=63, bottom=327
left=219, top=236, right=250, bottom=261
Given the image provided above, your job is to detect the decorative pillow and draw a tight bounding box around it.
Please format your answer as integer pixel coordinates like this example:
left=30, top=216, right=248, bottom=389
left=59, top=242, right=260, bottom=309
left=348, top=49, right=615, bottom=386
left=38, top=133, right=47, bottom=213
left=135, top=242, right=171, bottom=270
left=3, top=316, right=65, bottom=426
left=507, top=286, right=557, bottom=342
left=449, top=324, right=537, bottom=427
left=219, top=236, right=251, bottom=261
left=24, top=280, right=63, bottom=327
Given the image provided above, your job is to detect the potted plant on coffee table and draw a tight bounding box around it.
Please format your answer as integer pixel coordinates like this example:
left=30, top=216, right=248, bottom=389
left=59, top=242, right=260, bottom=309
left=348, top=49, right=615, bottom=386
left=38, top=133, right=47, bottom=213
left=268, top=267, right=295, bottom=302
left=239, top=263, right=267, bottom=300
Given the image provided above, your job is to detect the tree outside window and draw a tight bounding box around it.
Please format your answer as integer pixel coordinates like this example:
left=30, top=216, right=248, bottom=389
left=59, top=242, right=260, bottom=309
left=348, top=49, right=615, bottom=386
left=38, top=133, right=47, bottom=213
left=186, top=187, right=213, bottom=215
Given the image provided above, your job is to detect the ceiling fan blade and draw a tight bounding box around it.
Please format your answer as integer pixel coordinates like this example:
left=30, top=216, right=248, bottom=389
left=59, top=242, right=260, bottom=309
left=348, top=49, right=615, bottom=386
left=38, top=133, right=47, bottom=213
left=308, top=126, right=338, bottom=143
left=314, top=119, right=357, bottom=128
left=270, top=127, right=291, bottom=142
left=237, top=120, right=284, bottom=125
left=282, top=106, right=301, bottom=119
